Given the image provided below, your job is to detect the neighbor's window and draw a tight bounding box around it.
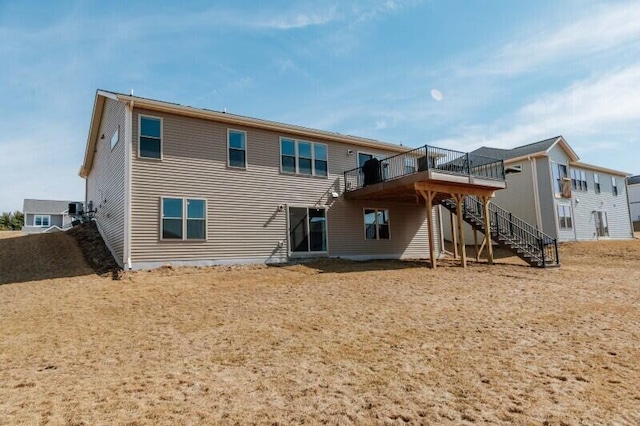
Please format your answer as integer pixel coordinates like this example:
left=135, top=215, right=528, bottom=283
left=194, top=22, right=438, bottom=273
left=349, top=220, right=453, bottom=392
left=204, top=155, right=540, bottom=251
left=364, top=208, right=390, bottom=240
left=553, top=162, right=568, bottom=195
left=228, top=129, right=246, bottom=168
left=161, top=197, right=206, bottom=240
left=140, top=116, right=162, bottom=159
left=570, top=169, right=587, bottom=191
left=280, top=138, right=328, bottom=177
left=557, top=205, right=572, bottom=229
left=110, top=126, right=119, bottom=150
left=594, top=173, right=601, bottom=194
left=35, top=215, right=50, bottom=227
left=612, top=176, right=618, bottom=196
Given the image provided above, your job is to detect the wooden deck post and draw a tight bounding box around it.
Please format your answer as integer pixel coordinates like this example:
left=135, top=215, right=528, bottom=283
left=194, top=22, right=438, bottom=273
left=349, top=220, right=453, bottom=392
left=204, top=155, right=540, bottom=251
left=419, top=190, right=437, bottom=269
left=450, top=210, right=458, bottom=259
left=453, top=194, right=467, bottom=268
left=473, top=228, right=479, bottom=262
left=482, top=196, right=494, bottom=265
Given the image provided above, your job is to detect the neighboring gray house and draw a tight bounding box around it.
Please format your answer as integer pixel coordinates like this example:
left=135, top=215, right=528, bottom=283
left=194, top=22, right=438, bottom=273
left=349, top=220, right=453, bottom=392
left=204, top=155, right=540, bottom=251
left=444, top=136, right=633, bottom=243
left=627, top=175, right=640, bottom=231
left=79, top=90, right=513, bottom=270
left=22, top=199, right=77, bottom=234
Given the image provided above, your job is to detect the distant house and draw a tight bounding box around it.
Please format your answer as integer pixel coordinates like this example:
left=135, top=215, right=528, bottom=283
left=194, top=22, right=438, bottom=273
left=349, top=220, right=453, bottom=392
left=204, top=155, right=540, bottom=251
left=78, top=90, right=539, bottom=270
left=627, top=175, right=640, bottom=231
left=444, top=136, right=634, bottom=242
left=22, top=199, right=78, bottom=234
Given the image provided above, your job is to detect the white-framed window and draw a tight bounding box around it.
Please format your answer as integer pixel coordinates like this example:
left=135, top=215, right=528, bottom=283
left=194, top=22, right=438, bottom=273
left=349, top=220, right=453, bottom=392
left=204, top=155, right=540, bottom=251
left=570, top=169, right=587, bottom=191
left=364, top=208, right=390, bottom=240
left=557, top=205, right=572, bottom=229
left=612, top=176, right=618, bottom=196
left=34, top=215, right=51, bottom=227
left=227, top=129, right=246, bottom=168
left=594, top=173, right=601, bottom=194
left=552, top=162, right=568, bottom=195
left=110, top=126, right=119, bottom=150
left=161, top=197, right=206, bottom=240
left=288, top=206, right=327, bottom=253
left=139, top=115, right=162, bottom=159
left=280, top=138, right=328, bottom=177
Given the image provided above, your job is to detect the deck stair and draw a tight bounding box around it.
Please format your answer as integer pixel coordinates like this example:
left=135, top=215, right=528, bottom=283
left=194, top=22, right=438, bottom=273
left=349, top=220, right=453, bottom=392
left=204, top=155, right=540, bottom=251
left=441, top=196, right=560, bottom=268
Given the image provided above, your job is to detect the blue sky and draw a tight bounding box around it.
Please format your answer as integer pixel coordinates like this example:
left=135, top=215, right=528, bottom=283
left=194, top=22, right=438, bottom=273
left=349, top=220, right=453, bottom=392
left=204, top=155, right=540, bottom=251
left=1, top=0, right=640, bottom=212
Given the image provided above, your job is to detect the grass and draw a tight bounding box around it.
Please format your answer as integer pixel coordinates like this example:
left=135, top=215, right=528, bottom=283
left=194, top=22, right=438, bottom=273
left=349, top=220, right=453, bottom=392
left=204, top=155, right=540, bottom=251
left=1, top=233, right=639, bottom=424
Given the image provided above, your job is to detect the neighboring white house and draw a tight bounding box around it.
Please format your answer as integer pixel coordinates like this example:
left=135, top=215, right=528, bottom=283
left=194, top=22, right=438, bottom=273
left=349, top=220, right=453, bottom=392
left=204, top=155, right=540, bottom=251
left=443, top=136, right=634, bottom=243
left=628, top=175, right=640, bottom=231
left=22, top=199, right=78, bottom=234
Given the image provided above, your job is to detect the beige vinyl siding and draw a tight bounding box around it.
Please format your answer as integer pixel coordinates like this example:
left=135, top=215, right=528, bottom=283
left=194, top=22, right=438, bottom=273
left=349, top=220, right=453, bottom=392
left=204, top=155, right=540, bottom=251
left=86, top=98, right=127, bottom=264
left=130, top=108, right=437, bottom=266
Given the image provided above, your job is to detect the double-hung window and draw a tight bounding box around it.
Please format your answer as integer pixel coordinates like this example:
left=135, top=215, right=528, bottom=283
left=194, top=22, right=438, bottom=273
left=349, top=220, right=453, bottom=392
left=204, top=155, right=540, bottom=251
left=364, top=208, right=390, bottom=240
left=161, top=197, right=206, bottom=240
left=612, top=176, right=618, bottom=196
left=594, top=173, right=601, bottom=193
left=228, top=129, right=246, bottom=168
left=140, top=116, right=162, bottom=159
left=553, top=162, right=568, bottom=195
left=557, top=205, right=572, bottom=229
left=35, top=215, right=50, bottom=227
left=280, top=138, right=328, bottom=177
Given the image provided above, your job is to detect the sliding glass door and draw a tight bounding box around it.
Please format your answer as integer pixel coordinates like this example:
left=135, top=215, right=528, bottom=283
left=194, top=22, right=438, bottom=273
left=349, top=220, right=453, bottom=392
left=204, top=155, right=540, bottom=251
left=288, top=207, right=327, bottom=253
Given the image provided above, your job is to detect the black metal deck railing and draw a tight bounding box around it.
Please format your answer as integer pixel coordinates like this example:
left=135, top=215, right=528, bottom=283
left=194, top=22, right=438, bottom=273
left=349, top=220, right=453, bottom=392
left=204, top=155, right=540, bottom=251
left=461, top=196, right=560, bottom=267
left=343, top=144, right=505, bottom=192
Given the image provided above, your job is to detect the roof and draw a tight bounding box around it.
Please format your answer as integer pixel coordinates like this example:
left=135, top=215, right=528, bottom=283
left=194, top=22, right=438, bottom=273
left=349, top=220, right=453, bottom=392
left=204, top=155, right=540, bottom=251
left=472, top=136, right=566, bottom=161
left=23, top=199, right=78, bottom=214
left=80, top=89, right=413, bottom=177
left=628, top=175, right=640, bottom=185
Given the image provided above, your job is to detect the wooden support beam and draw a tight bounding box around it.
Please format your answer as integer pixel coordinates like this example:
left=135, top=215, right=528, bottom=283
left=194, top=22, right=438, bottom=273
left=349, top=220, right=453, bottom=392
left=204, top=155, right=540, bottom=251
left=481, top=196, right=494, bottom=265
left=453, top=194, right=467, bottom=268
left=418, top=190, right=437, bottom=269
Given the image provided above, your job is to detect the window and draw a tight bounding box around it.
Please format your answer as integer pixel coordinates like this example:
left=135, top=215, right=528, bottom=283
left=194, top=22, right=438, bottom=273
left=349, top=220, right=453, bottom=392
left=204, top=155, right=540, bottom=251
left=552, top=162, right=568, bottom=195
left=228, top=129, right=246, bottom=168
left=570, top=169, right=587, bottom=191
left=594, top=173, right=601, bottom=193
left=612, top=176, right=618, bottom=196
left=34, top=215, right=50, bottom=227
left=580, top=171, right=587, bottom=191
left=140, top=116, right=162, bottom=159
left=280, top=138, right=328, bottom=177
left=364, top=208, right=390, bottom=240
left=161, top=197, right=206, bottom=240
left=110, top=126, right=119, bottom=150
left=557, top=205, right=572, bottom=229
left=288, top=207, right=327, bottom=253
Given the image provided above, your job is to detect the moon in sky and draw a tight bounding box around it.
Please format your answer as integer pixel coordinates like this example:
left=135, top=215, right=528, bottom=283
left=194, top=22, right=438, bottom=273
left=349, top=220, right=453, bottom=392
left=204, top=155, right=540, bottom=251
left=430, top=89, right=443, bottom=101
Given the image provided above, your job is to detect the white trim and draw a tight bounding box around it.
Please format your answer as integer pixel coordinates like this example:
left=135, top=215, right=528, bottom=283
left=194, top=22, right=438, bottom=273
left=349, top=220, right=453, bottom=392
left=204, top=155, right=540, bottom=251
left=124, top=101, right=133, bottom=269
left=363, top=207, right=391, bottom=241
left=529, top=157, right=543, bottom=230
left=138, top=114, right=163, bottom=160
left=34, top=214, right=51, bottom=227
left=286, top=205, right=328, bottom=256
left=227, top=128, right=247, bottom=169
left=160, top=197, right=207, bottom=241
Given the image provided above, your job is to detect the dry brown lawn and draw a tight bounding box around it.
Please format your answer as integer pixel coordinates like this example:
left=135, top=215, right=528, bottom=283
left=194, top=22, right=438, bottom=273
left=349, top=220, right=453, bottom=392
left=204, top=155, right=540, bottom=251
left=1, top=233, right=639, bottom=425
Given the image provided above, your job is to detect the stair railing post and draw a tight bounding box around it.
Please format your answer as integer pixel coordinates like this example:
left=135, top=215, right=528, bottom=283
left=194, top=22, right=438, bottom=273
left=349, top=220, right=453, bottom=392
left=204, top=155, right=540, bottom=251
left=554, top=240, right=559, bottom=265
left=509, top=212, right=514, bottom=237
left=539, top=238, right=545, bottom=268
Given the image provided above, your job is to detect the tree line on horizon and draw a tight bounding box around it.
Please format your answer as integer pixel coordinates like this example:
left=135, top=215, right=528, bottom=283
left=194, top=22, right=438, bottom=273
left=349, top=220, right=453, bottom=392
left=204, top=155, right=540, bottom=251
left=0, top=211, right=24, bottom=231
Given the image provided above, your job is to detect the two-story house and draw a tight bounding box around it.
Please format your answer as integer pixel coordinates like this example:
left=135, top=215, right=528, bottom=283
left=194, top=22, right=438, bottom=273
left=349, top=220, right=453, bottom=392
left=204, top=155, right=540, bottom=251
left=79, top=90, right=512, bottom=270
left=464, top=137, right=633, bottom=242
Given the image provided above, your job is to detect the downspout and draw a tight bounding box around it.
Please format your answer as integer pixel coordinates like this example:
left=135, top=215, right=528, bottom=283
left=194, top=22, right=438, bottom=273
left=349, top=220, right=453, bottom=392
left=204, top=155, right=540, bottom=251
left=529, top=156, right=543, bottom=231
left=123, top=100, right=134, bottom=269
left=624, top=179, right=634, bottom=237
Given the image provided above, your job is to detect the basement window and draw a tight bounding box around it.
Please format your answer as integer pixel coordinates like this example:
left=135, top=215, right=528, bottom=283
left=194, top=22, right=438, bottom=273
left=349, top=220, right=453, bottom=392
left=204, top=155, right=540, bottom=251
left=161, top=197, right=206, bottom=240
left=364, top=208, right=390, bottom=240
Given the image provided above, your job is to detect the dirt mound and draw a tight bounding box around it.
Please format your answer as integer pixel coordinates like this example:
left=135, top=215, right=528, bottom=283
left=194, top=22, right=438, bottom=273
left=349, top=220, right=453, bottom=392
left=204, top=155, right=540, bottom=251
left=0, top=231, right=95, bottom=285
left=67, top=222, right=121, bottom=278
